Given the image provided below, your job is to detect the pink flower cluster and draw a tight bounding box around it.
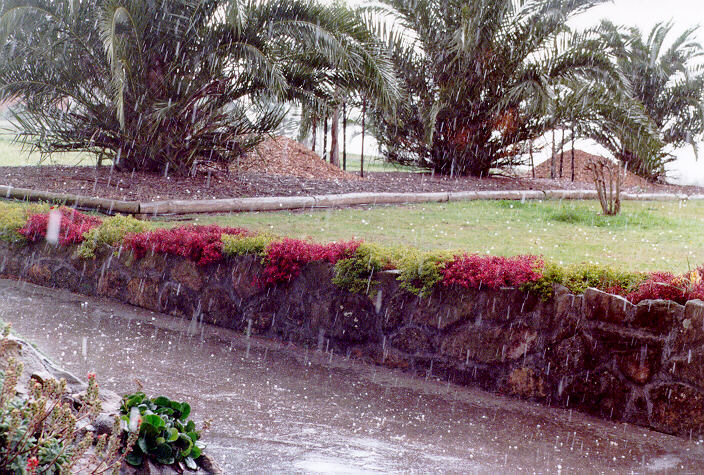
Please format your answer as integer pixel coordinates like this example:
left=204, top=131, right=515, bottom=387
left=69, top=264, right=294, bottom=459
left=261, top=238, right=360, bottom=287
left=19, top=207, right=102, bottom=245
left=124, top=225, right=250, bottom=266
left=441, top=254, right=544, bottom=290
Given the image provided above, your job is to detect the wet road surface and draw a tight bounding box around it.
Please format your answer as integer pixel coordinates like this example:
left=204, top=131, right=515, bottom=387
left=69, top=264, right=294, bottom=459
left=1, top=279, right=703, bottom=473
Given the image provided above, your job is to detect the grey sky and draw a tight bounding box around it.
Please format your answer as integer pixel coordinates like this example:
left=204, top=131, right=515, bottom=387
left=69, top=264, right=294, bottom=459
left=571, top=0, right=704, bottom=37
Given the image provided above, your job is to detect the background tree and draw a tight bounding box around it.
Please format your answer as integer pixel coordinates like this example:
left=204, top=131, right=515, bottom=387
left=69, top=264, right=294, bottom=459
left=587, top=21, right=704, bottom=180
left=0, top=0, right=396, bottom=176
left=364, top=0, right=616, bottom=177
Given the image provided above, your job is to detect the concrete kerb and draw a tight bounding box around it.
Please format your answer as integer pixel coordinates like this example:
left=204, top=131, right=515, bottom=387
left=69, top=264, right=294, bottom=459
left=1, top=184, right=702, bottom=216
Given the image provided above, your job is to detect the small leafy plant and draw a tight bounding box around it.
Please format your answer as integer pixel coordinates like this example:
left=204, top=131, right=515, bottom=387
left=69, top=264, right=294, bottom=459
left=221, top=233, right=275, bottom=258
left=76, top=214, right=150, bottom=259
left=522, top=263, right=646, bottom=300
left=261, top=238, right=360, bottom=287
left=120, top=392, right=205, bottom=470
left=442, top=254, right=544, bottom=290
left=0, top=323, right=134, bottom=473
left=19, top=207, right=102, bottom=245
left=124, top=225, right=251, bottom=266
left=0, top=202, right=50, bottom=244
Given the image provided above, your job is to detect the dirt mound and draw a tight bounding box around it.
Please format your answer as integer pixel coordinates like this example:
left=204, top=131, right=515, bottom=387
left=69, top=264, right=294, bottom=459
left=235, top=136, right=360, bottom=180
left=532, top=149, right=650, bottom=187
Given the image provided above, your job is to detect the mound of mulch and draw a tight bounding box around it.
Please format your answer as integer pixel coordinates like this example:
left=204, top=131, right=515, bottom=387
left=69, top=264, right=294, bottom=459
left=531, top=149, right=650, bottom=187
left=235, top=136, right=359, bottom=181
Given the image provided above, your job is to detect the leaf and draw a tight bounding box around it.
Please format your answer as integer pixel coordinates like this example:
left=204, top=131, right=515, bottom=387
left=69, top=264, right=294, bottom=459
left=179, top=402, right=191, bottom=420
left=190, top=445, right=202, bottom=459
left=126, top=451, right=143, bottom=466
left=141, top=414, right=166, bottom=430
left=167, top=427, right=179, bottom=442
left=137, top=437, right=149, bottom=455
left=153, top=396, right=172, bottom=407
left=154, top=443, right=173, bottom=461
left=184, top=456, right=198, bottom=470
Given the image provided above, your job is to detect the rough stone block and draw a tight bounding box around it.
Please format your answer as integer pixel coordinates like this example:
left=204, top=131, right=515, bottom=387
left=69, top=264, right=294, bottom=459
left=505, top=367, right=546, bottom=399
left=650, top=383, right=704, bottom=436
left=561, top=368, right=630, bottom=419
left=390, top=326, right=434, bottom=355
left=441, top=323, right=538, bottom=363
left=126, top=277, right=160, bottom=311
left=97, top=270, right=127, bottom=299
left=671, top=299, right=704, bottom=354
left=669, top=348, right=704, bottom=388
left=589, top=325, right=663, bottom=382
left=170, top=260, right=203, bottom=291
left=231, top=257, right=262, bottom=299
left=25, top=263, right=52, bottom=285
left=632, top=299, right=684, bottom=335
left=584, top=288, right=633, bottom=324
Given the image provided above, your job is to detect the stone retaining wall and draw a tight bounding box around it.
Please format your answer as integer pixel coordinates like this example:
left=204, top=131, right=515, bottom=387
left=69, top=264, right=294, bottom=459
left=2, top=241, right=704, bottom=438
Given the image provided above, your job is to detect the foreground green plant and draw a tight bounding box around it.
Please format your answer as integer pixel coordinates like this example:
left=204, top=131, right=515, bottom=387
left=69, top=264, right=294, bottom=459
left=120, top=393, right=206, bottom=470
left=221, top=233, right=276, bottom=258
left=76, top=214, right=150, bottom=259
left=522, top=263, right=646, bottom=300
left=0, top=202, right=49, bottom=244
left=0, top=323, right=134, bottom=473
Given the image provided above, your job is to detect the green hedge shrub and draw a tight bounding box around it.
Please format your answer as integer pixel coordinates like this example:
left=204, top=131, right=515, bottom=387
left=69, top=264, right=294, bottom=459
left=76, top=214, right=150, bottom=259
left=0, top=202, right=50, bottom=244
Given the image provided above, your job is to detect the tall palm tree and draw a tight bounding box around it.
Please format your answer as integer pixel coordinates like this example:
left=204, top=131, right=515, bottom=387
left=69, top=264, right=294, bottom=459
left=0, top=0, right=397, bottom=176
left=587, top=21, right=704, bottom=179
left=364, top=0, right=617, bottom=177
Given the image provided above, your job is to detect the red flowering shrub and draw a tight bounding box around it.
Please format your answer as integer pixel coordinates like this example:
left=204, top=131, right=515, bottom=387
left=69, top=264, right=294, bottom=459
left=442, top=254, right=544, bottom=290
left=125, top=225, right=250, bottom=266
left=626, top=268, right=704, bottom=304
left=18, top=207, right=102, bottom=245
left=261, top=238, right=360, bottom=287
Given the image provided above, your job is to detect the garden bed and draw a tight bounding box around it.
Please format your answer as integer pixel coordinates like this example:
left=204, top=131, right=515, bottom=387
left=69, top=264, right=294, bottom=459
left=2, top=164, right=703, bottom=202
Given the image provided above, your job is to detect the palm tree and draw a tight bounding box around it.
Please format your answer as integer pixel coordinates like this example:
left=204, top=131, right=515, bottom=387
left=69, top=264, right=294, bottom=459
left=587, top=21, right=704, bottom=180
left=0, top=0, right=397, bottom=176
left=364, top=0, right=617, bottom=177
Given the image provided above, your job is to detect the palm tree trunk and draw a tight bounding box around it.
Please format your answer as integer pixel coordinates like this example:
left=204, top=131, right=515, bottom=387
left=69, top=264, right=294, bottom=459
left=559, top=128, right=565, bottom=178
left=342, top=102, right=347, bottom=171
left=311, top=116, right=317, bottom=153
left=529, top=141, right=535, bottom=179
left=330, top=104, right=340, bottom=167
left=323, top=114, right=328, bottom=161
left=571, top=125, right=575, bottom=182
left=550, top=128, right=556, bottom=179
left=360, top=100, right=366, bottom=178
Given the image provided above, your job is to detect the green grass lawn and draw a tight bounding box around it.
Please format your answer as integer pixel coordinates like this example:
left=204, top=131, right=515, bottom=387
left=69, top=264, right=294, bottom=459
left=2, top=197, right=701, bottom=272
left=0, top=136, right=95, bottom=167
left=167, top=199, right=704, bottom=273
